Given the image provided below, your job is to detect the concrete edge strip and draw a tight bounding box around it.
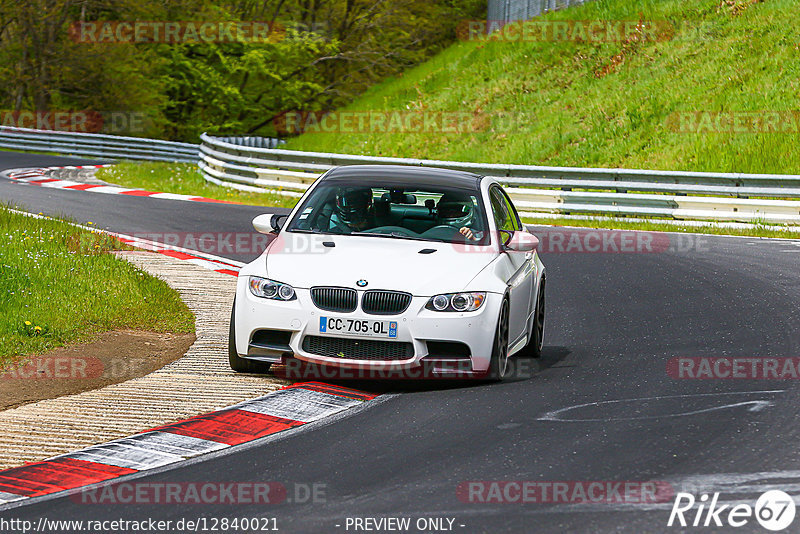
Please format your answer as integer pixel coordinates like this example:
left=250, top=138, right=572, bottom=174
left=4, top=165, right=238, bottom=204
left=0, top=382, right=378, bottom=505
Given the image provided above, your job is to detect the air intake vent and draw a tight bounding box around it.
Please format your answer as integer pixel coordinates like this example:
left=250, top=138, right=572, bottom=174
left=361, top=290, right=412, bottom=315
left=303, top=336, right=413, bottom=361
left=310, top=287, right=358, bottom=313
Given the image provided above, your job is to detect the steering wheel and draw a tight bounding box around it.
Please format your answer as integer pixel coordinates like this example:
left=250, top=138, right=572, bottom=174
left=421, top=225, right=462, bottom=239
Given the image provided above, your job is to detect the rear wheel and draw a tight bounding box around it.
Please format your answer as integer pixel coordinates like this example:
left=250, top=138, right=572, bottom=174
left=488, top=299, right=510, bottom=380
left=228, top=300, right=272, bottom=374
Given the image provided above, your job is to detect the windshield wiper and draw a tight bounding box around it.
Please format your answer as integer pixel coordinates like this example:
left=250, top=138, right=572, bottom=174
left=287, top=228, right=325, bottom=234
left=348, top=231, right=444, bottom=243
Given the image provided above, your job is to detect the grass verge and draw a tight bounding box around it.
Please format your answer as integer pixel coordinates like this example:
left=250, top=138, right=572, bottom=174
left=96, top=161, right=299, bottom=208
left=0, top=206, right=195, bottom=367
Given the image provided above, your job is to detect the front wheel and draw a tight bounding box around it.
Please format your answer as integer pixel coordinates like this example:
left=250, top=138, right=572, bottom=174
left=228, top=300, right=272, bottom=374
left=488, top=299, right=511, bottom=380
left=527, top=280, right=546, bottom=359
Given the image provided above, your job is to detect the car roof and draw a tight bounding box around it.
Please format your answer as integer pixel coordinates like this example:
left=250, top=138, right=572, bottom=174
left=322, top=165, right=483, bottom=191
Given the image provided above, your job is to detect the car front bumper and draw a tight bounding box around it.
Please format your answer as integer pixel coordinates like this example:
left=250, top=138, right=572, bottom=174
left=233, top=277, right=502, bottom=375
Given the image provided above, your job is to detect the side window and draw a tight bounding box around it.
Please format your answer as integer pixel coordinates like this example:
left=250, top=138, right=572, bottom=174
left=500, top=189, right=522, bottom=231
left=489, top=187, right=518, bottom=232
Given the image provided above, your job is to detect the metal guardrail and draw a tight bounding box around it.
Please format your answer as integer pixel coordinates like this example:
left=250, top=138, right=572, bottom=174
left=213, top=136, right=284, bottom=149
left=0, top=126, right=199, bottom=163
left=488, top=0, right=590, bottom=23
left=199, top=133, right=800, bottom=224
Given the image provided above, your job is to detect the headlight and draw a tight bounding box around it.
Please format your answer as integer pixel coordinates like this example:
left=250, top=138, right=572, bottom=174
left=249, top=276, right=296, bottom=301
left=426, top=292, right=486, bottom=312
left=432, top=294, right=450, bottom=311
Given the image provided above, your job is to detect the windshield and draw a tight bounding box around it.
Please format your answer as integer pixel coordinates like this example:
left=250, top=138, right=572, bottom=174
left=286, top=181, right=490, bottom=245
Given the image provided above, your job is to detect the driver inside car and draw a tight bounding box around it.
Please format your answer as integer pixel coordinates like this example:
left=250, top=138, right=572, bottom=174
left=436, top=193, right=483, bottom=241
left=331, top=187, right=377, bottom=232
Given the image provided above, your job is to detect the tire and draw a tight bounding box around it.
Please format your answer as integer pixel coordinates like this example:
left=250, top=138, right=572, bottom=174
left=228, top=301, right=272, bottom=374
left=488, top=298, right=511, bottom=381
left=528, top=279, right=546, bottom=359
left=517, top=278, right=546, bottom=359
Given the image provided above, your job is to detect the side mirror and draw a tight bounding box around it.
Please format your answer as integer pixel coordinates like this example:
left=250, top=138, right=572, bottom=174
left=271, top=213, right=289, bottom=232
left=503, top=230, right=539, bottom=252
left=498, top=229, right=514, bottom=247
left=253, top=213, right=288, bottom=234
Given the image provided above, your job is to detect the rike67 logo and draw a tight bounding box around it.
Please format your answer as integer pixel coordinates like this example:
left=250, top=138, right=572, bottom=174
left=668, top=490, right=796, bottom=531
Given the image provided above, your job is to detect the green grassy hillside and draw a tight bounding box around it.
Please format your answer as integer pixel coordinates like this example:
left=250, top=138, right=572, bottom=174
left=286, top=0, right=800, bottom=174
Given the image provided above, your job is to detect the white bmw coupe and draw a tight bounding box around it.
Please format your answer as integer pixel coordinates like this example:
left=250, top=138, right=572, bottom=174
left=229, top=165, right=545, bottom=380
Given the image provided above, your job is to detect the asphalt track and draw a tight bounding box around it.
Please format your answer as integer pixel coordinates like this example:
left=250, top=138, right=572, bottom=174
left=2, top=152, right=800, bottom=533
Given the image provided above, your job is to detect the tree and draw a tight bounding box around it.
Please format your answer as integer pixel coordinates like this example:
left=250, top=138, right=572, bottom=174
left=0, top=0, right=486, bottom=139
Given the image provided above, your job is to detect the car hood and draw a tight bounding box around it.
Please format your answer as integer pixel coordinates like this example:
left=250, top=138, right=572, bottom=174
left=264, top=233, right=498, bottom=295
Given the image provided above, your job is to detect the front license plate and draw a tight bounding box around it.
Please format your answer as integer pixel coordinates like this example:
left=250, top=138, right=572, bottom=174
left=319, top=317, right=398, bottom=338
